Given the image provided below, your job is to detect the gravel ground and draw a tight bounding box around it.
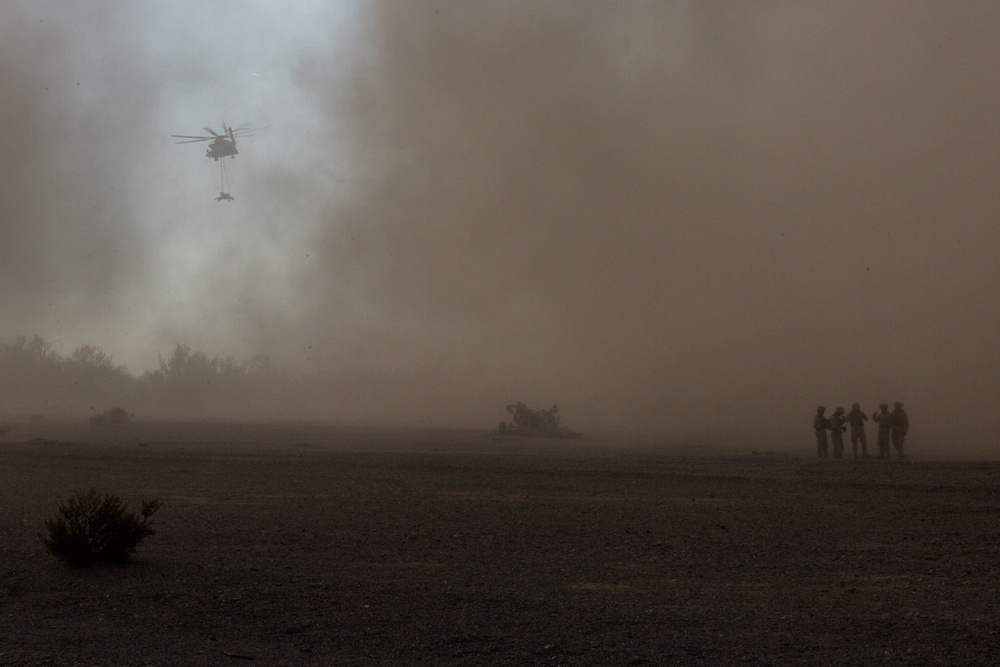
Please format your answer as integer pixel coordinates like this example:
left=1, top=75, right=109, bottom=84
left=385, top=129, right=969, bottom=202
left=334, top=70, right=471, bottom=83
left=1, top=422, right=999, bottom=665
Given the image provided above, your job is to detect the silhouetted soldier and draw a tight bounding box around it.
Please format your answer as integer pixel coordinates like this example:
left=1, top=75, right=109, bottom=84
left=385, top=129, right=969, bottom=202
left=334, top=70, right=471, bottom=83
left=813, top=406, right=830, bottom=458
left=829, top=407, right=847, bottom=459
left=873, top=403, right=891, bottom=459
left=846, top=403, right=869, bottom=458
left=890, top=401, right=909, bottom=460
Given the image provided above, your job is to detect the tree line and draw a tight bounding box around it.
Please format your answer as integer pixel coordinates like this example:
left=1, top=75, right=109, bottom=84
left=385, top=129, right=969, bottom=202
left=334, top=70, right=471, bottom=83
left=0, top=335, right=288, bottom=420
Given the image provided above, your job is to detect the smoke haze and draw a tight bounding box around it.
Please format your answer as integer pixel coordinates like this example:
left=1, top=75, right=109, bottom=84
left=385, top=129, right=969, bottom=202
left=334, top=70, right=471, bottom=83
left=3, top=1, right=1000, bottom=455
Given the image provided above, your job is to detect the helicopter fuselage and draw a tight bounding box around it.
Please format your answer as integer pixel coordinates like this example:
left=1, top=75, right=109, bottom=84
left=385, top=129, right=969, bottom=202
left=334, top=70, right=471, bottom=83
left=206, top=137, right=238, bottom=160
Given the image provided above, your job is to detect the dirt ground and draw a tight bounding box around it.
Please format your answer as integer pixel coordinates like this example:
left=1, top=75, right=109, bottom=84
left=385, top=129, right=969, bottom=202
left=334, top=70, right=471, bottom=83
left=1, top=421, right=998, bottom=665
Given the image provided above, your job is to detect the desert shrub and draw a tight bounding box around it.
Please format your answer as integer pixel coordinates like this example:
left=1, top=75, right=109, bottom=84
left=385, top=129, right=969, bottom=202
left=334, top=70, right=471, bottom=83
left=90, top=406, right=131, bottom=426
left=43, top=489, right=161, bottom=565
left=106, top=407, right=130, bottom=424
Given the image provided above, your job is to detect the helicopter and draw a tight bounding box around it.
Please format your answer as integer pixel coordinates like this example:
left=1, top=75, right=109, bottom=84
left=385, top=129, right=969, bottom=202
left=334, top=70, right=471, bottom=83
left=171, top=122, right=261, bottom=161
left=172, top=122, right=266, bottom=201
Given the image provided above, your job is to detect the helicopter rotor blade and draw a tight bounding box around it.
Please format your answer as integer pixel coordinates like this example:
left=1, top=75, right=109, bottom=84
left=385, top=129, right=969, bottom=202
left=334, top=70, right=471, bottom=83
left=172, top=123, right=266, bottom=145
left=231, top=125, right=269, bottom=137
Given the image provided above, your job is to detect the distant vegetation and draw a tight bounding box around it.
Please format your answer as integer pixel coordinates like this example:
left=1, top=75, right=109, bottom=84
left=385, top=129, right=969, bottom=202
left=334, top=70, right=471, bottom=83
left=90, top=406, right=131, bottom=426
left=42, top=488, right=161, bottom=565
left=0, top=335, right=286, bottom=420
left=0, top=334, right=577, bottom=426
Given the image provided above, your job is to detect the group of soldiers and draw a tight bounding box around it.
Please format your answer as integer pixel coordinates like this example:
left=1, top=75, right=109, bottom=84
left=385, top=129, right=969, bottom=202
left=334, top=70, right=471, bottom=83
left=813, top=402, right=910, bottom=460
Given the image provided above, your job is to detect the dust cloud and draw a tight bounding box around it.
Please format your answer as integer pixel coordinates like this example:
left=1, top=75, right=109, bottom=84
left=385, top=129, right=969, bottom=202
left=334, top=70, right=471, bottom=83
left=0, top=5, right=155, bottom=341
left=3, top=2, right=1000, bottom=456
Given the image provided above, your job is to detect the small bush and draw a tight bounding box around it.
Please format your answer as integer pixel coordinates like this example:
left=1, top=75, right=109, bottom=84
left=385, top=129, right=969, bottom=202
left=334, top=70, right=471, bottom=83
left=43, top=489, right=161, bottom=565
left=90, top=406, right=131, bottom=426
left=106, top=407, right=130, bottom=424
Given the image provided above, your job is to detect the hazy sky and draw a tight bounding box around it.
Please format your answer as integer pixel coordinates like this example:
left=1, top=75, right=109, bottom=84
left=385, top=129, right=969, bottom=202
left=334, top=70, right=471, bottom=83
left=3, top=1, right=1000, bottom=453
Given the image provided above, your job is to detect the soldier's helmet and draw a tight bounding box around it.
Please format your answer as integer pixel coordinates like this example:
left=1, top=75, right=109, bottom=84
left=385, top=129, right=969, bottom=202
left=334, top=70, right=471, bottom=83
left=893, top=401, right=903, bottom=409
left=852, top=402, right=860, bottom=410
left=817, top=406, right=826, bottom=413
left=879, top=403, right=889, bottom=409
